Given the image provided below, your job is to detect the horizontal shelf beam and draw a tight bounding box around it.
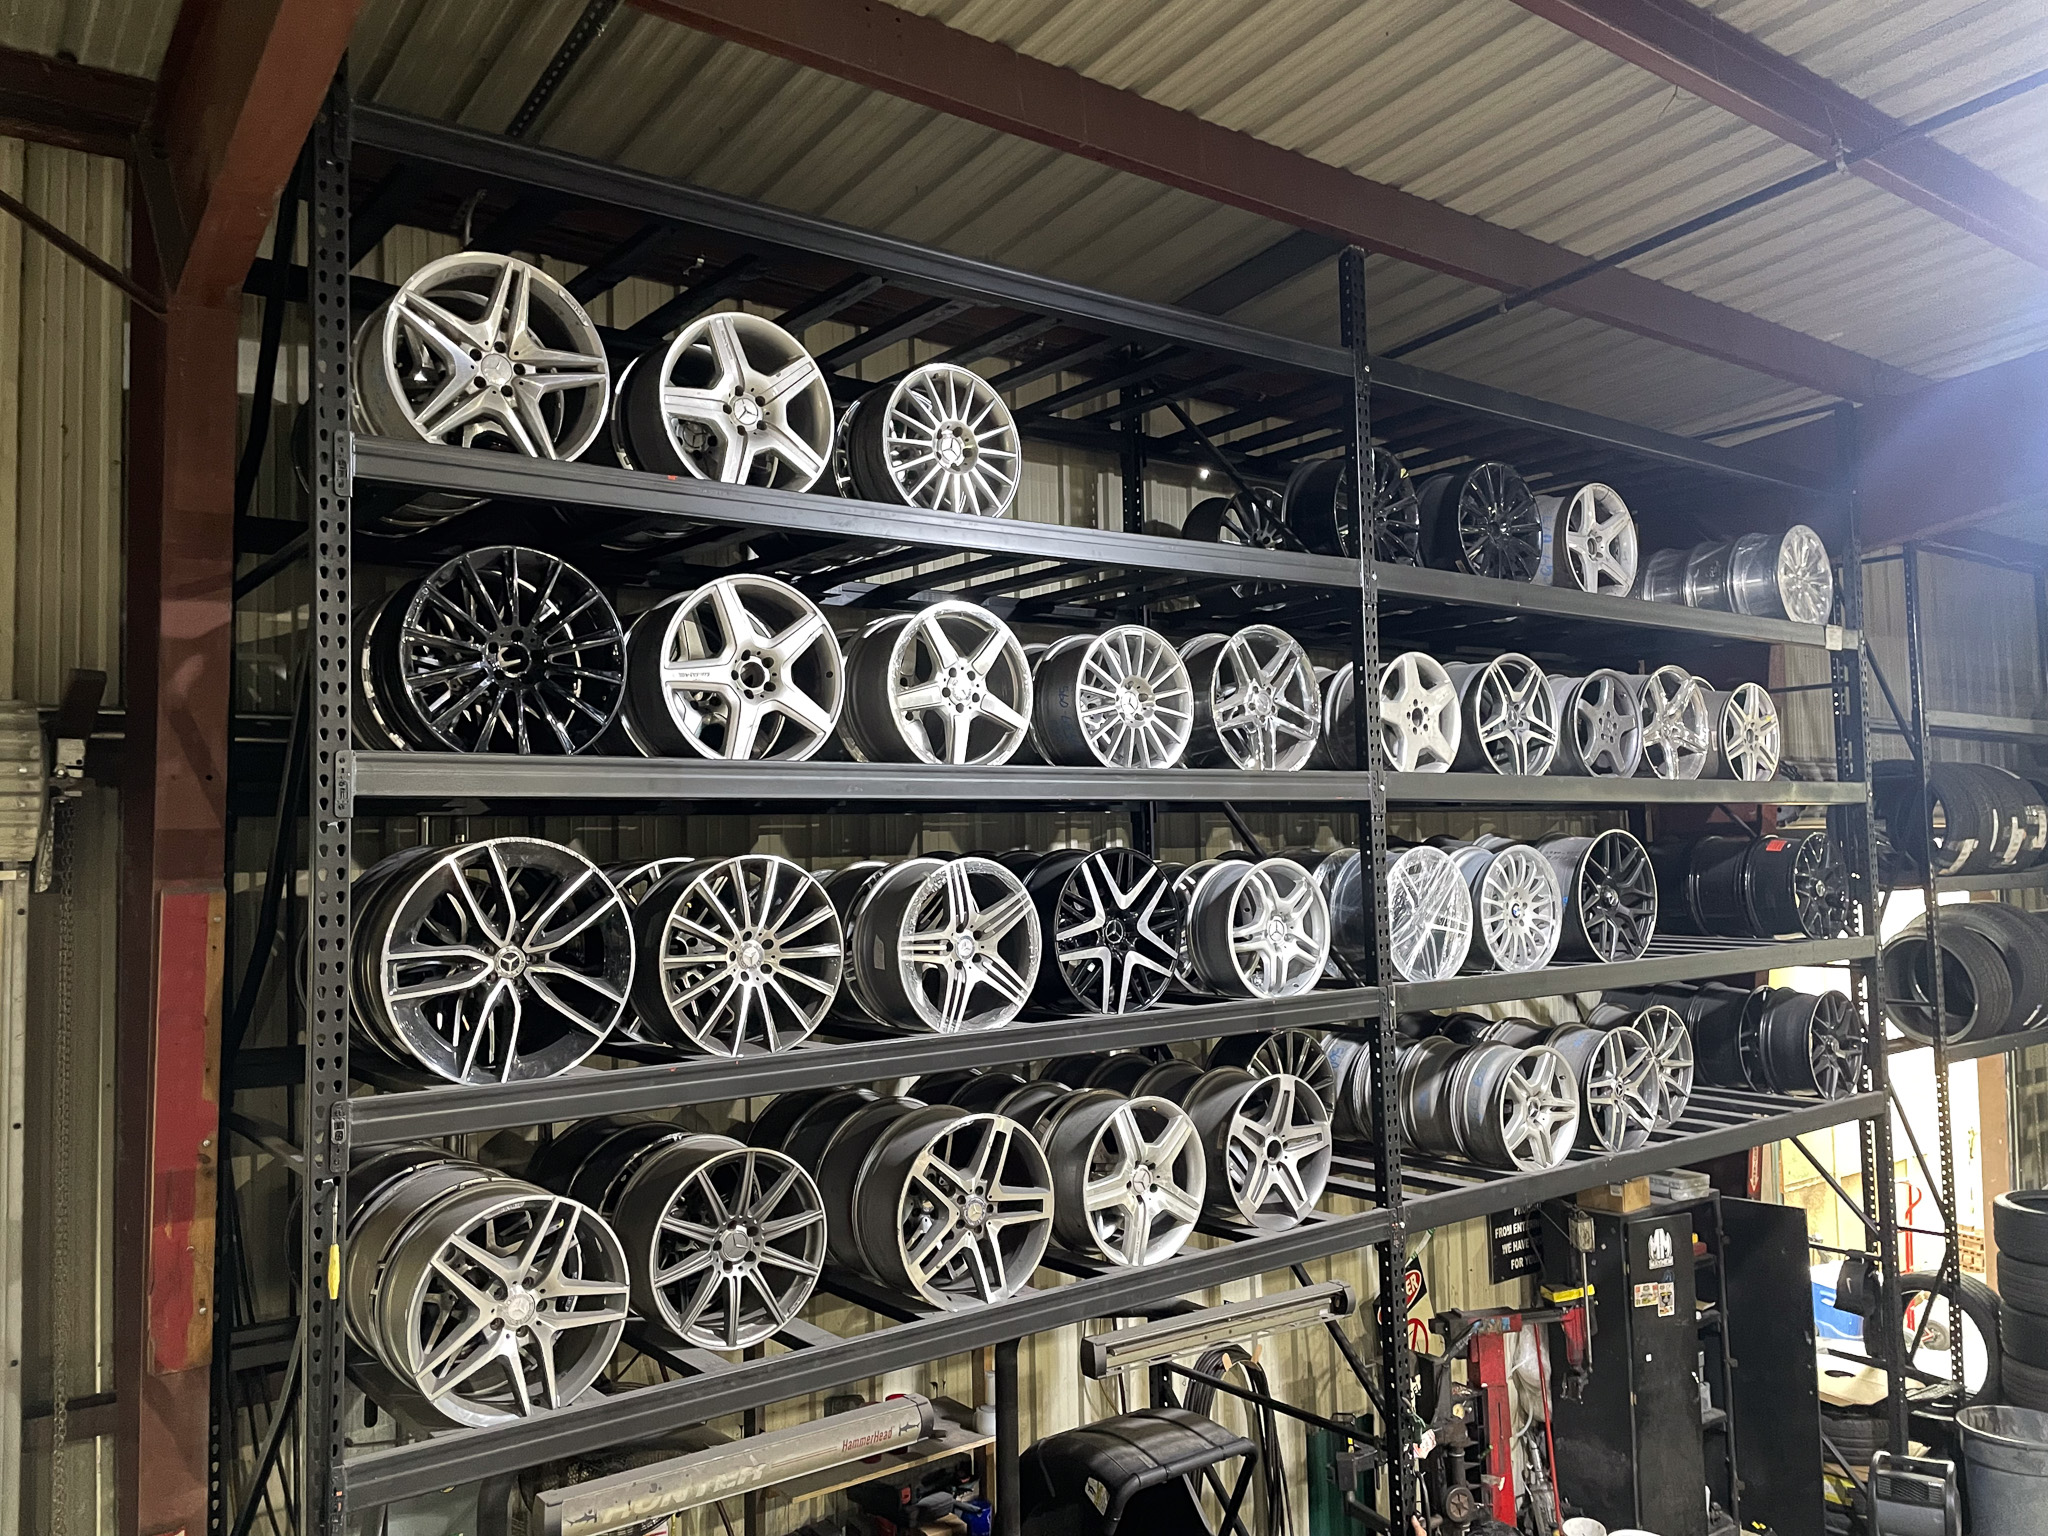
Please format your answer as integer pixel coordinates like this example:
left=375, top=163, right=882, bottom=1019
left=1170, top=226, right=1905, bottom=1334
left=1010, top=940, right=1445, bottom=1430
left=1393, top=934, right=1876, bottom=1012
left=1883, top=867, right=2048, bottom=894
left=1871, top=709, right=2048, bottom=743
left=1887, top=1024, right=2048, bottom=1063
left=1386, top=772, right=1864, bottom=806
left=343, top=986, right=1383, bottom=1144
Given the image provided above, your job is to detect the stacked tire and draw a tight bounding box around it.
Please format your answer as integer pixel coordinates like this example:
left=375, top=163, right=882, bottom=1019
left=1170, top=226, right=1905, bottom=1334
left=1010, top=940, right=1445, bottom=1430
left=1875, top=760, right=2048, bottom=880
left=1880, top=902, right=2048, bottom=1044
left=1997, top=1192, right=2048, bottom=1410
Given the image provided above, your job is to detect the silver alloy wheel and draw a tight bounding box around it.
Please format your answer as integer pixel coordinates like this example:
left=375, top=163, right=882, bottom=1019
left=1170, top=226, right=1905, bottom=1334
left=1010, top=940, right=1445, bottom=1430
left=1167, top=859, right=1230, bottom=993
left=847, top=363, right=1022, bottom=516
left=1548, top=670, right=1644, bottom=777
left=1542, top=483, right=1637, bottom=594
left=1185, top=857, right=1331, bottom=998
left=1454, top=1045, right=1580, bottom=1172
left=1045, top=1093, right=1205, bottom=1265
left=1630, top=665, right=1714, bottom=780
left=1447, top=653, right=1554, bottom=776
left=610, top=1136, right=826, bottom=1351
left=365, top=1178, right=629, bottom=1428
left=1549, top=1024, right=1659, bottom=1153
left=376, top=547, right=627, bottom=754
left=1682, top=540, right=1734, bottom=610
left=1183, top=1069, right=1331, bottom=1230
left=355, top=252, right=609, bottom=459
left=1635, top=547, right=1686, bottom=603
left=356, top=839, right=632, bottom=1083
left=1312, top=663, right=1358, bottom=771
left=604, top=857, right=696, bottom=908
left=1031, top=847, right=1182, bottom=1015
left=623, top=575, right=844, bottom=762
left=1207, top=1029, right=1339, bottom=1113
left=614, top=311, right=833, bottom=489
left=1702, top=682, right=1781, bottom=781
left=1632, top=1005, right=1696, bottom=1127
left=855, top=857, right=1041, bottom=1032
left=1181, top=626, right=1321, bottom=770
left=1377, top=650, right=1462, bottom=773
left=1538, top=830, right=1658, bottom=962
left=1385, top=846, right=1475, bottom=982
left=853, top=1108, right=1054, bottom=1308
left=1322, top=1031, right=1379, bottom=1143
left=1030, top=625, right=1194, bottom=769
left=1728, top=524, right=1833, bottom=624
left=629, top=855, right=843, bottom=1055
left=844, top=601, right=1033, bottom=765
left=1450, top=842, right=1561, bottom=973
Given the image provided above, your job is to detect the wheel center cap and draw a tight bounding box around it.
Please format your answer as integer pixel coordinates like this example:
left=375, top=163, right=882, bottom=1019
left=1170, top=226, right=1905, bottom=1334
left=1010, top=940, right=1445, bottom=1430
left=1265, top=919, right=1289, bottom=946
left=717, top=1227, right=753, bottom=1262
left=733, top=394, right=765, bottom=429
left=501, top=1289, right=538, bottom=1327
left=737, top=938, right=766, bottom=969
left=962, top=1194, right=988, bottom=1226
left=952, top=932, right=979, bottom=961
left=1129, top=1166, right=1154, bottom=1195
left=1104, top=918, right=1127, bottom=946
left=935, top=425, right=970, bottom=469
left=479, top=353, right=514, bottom=389
left=494, top=947, right=527, bottom=978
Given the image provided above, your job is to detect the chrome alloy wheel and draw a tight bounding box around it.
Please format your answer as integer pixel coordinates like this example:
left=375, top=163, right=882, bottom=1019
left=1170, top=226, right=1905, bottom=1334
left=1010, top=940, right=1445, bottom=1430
left=355, top=839, right=632, bottom=1083
left=1727, top=524, right=1833, bottom=624
left=847, top=363, right=1022, bottom=516
left=1185, top=857, right=1331, bottom=999
left=1548, top=670, right=1644, bottom=777
left=1045, top=1092, right=1205, bottom=1265
left=1547, top=1024, right=1659, bottom=1153
left=1027, top=848, right=1182, bottom=1015
left=1207, top=1029, right=1339, bottom=1113
left=1385, top=846, right=1475, bottom=982
left=1447, top=653, right=1555, bottom=776
left=1542, top=483, right=1637, bottom=594
left=1447, top=842, right=1561, bottom=973
left=1183, top=1069, right=1332, bottom=1231
left=622, top=575, right=843, bottom=762
left=614, top=311, right=833, bottom=489
left=854, top=857, right=1041, bottom=1032
left=1181, top=626, right=1321, bottom=770
left=1378, top=651, right=1462, bottom=773
left=629, top=856, right=843, bottom=1055
left=1701, top=681, right=1781, bottom=781
left=844, top=601, right=1033, bottom=765
left=1030, top=625, right=1194, bottom=769
left=1629, top=665, right=1713, bottom=780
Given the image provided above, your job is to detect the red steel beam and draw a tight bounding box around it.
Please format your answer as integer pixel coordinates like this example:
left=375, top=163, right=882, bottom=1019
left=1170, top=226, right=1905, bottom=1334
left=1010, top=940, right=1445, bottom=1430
left=629, top=0, right=1924, bottom=401
left=1509, top=0, right=2048, bottom=271
left=0, top=45, right=149, bottom=160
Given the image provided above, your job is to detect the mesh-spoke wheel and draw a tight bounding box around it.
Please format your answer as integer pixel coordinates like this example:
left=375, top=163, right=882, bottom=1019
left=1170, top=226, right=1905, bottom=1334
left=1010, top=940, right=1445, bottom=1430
left=1763, top=988, right=1864, bottom=1099
left=1630, top=1005, right=1695, bottom=1127
left=1420, top=462, right=1542, bottom=581
left=354, top=253, right=609, bottom=460
left=1031, top=626, right=1194, bottom=769
left=1548, top=670, right=1643, bottom=777
left=354, top=839, right=631, bottom=1083
left=1448, top=653, right=1555, bottom=776
left=1542, top=483, right=1637, bottom=594
left=353, top=1172, right=629, bottom=1428
left=1539, top=830, right=1657, bottom=962
left=1184, top=1070, right=1331, bottom=1231
left=374, top=547, right=625, bottom=754
left=1185, top=857, right=1331, bottom=998
left=853, top=857, right=1041, bottom=1031
left=1547, top=1024, right=1658, bottom=1153
left=621, top=575, right=843, bottom=761
left=1630, top=665, right=1713, bottom=780
left=1183, top=487, right=1290, bottom=547
left=614, top=312, right=832, bottom=489
left=853, top=1108, right=1054, bottom=1308
left=848, top=363, right=1021, bottom=516
left=1385, top=846, right=1475, bottom=981
left=1702, top=682, right=1781, bottom=781
left=1207, top=1030, right=1338, bottom=1112
left=844, top=602, right=1033, bottom=765
left=1046, top=1093, right=1205, bottom=1265
left=1027, top=848, right=1182, bottom=1015
left=1729, top=524, right=1833, bottom=624
left=1181, top=627, right=1321, bottom=770
left=1448, top=842, right=1561, bottom=973
left=1451, top=1044, right=1580, bottom=1172
left=1378, top=651, right=1462, bottom=773
left=629, top=856, right=843, bottom=1055
left=610, top=1136, right=826, bottom=1351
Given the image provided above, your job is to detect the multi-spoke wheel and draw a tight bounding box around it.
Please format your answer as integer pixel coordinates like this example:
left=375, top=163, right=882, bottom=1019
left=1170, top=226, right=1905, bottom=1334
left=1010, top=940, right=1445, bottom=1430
left=844, top=601, right=1033, bottom=765
left=369, top=547, right=626, bottom=754
left=1184, top=857, right=1331, bottom=998
left=1547, top=670, right=1644, bottom=777
left=1419, top=462, right=1543, bottom=581
left=1629, top=665, right=1713, bottom=780
left=1180, top=627, right=1321, bottom=770
left=620, top=575, right=843, bottom=761
left=1728, top=524, right=1833, bottom=624
left=847, top=364, right=1021, bottom=517
left=1450, top=1044, right=1580, bottom=1172
left=1183, top=487, right=1291, bottom=547
left=613, top=312, right=833, bottom=489
left=1629, top=1005, right=1696, bottom=1127
left=1044, top=1092, right=1205, bottom=1265
left=851, top=1108, right=1054, bottom=1308
left=1541, top=483, right=1637, bottom=594
left=1183, top=1069, right=1331, bottom=1230
left=1030, top=626, right=1194, bottom=768
left=628, top=856, right=843, bottom=1055
left=608, top=1135, right=826, bottom=1350
left=353, top=839, right=632, bottom=1083
left=852, top=857, right=1041, bottom=1031
left=1377, top=651, right=1461, bottom=773
left=1447, top=653, right=1555, bottom=776
left=345, top=1162, right=628, bottom=1428
left=354, top=253, right=610, bottom=460
left=1024, top=848, right=1182, bottom=1014
left=1545, top=1024, right=1658, bottom=1153
left=1700, top=682, right=1781, bottom=781
left=1445, top=841, right=1561, bottom=973
left=1206, top=1030, right=1338, bottom=1112
left=1538, top=830, right=1657, bottom=962
left=1385, top=846, right=1475, bottom=982
left=1278, top=451, right=1423, bottom=562
left=604, top=857, right=695, bottom=908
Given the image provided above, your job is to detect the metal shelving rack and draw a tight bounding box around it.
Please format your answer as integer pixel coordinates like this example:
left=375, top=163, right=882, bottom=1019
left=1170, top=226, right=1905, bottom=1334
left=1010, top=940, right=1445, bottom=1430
left=220, top=79, right=1905, bottom=1536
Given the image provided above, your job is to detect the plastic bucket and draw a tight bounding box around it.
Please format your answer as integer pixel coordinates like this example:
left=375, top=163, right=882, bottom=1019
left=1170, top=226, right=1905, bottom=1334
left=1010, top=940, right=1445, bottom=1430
left=1958, top=1404, right=2048, bottom=1533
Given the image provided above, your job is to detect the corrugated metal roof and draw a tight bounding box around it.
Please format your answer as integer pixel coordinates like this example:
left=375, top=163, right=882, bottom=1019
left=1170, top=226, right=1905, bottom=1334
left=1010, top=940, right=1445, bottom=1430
left=0, top=0, right=178, bottom=78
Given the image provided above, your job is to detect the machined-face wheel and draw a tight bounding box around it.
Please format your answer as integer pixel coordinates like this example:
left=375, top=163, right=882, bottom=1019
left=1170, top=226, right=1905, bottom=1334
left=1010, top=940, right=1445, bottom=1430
left=1539, top=830, right=1657, bottom=962
left=1420, top=462, right=1543, bottom=581
left=1206, top=1030, right=1339, bottom=1113
left=1448, top=653, right=1555, bottom=776
left=1729, top=524, right=1833, bottom=624
left=1045, top=1092, right=1205, bottom=1265
left=621, top=575, right=843, bottom=762
left=1451, top=1044, right=1580, bottom=1172
left=1378, top=651, right=1462, bottom=773
left=1548, top=670, right=1644, bottom=777
left=1181, top=627, right=1321, bottom=770
left=1183, top=1069, right=1332, bottom=1231
left=847, top=363, right=1021, bottom=517
left=629, top=856, right=843, bottom=1055
left=1447, top=842, right=1561, bottom=973
left=853, top=857, right=1041, bottom=1032
left=1183, top=487, right=1291, bottom=548
left=1630, top=1005, right=1696, bottom=1127
left=614, top=311, right=833, bottom=489
left=1702, top=682, right=1781, bottom=781
left=844, top=602, right=1033, bottom=765
left=1185, top=857, right=1331, bottom=998
left=1547, top=1024, right=1658, bottom=1153
left=1542, top=483, right=1637, bottom=594
left=1026, top=848, right=1182, bottom=1015
left=1385, top=845, right=1476, bottom=982
left=1030, top=625, right=1194, bottom=769
left=354, top=253, right=609, bottom=460
left=1277, top=450, right=1423, bottom=562
left=1630, top=665, right=1714, bottom=781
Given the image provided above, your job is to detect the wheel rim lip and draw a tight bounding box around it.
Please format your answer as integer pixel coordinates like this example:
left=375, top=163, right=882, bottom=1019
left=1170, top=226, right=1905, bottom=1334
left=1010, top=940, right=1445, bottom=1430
left=635, top=312, right=834, bottom=490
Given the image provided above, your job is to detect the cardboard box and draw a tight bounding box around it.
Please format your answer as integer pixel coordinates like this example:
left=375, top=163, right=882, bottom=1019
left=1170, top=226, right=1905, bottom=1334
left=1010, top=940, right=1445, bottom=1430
left=1576, top=1177, right=1652, bottom=1213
